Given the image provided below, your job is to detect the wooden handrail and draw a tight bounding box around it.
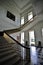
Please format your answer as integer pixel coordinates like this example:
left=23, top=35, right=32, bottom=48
left=5, top=32, right=30, bottom=49
left=4, top=15, right=36, bottom=34
left=4, top=32, right=43, bottom=49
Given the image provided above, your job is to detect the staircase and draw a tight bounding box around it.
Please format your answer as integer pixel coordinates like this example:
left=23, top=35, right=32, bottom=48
left=0, top=36, right=30, bottom=65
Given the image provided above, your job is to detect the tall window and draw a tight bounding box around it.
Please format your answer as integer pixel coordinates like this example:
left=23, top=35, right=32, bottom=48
left=21, top=32, right=24, bottom=44
left=21, top=16, right=24, bottom=25
left=42, top=28, right=43, bottom=36
left=29, top=30, right=35, bottom=45
left=21, top=32, right=25, bottom=60
left=28, top=12, right=33, bottom=21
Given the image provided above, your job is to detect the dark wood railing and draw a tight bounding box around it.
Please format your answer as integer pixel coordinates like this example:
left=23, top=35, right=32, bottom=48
left=5, top=32, right=30, bottom=49
left=4, top=15, right=36, bottom=34
left=4, top=32, right=43, bottom=49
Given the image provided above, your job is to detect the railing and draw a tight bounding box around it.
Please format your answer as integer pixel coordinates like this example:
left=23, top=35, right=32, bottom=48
left=4, top=15, right=36, bottom=34
left=5, top=32, right=30, bottom=49
left=4, top=32, right=43, bottom=63
left=4, top=32, right=30, bottom=61
left=5, top=32, right=43, bottom=49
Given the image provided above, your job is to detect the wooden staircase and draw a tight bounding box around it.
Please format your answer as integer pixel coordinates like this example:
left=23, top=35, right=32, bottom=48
left=0, top=36, right=30, bottom=65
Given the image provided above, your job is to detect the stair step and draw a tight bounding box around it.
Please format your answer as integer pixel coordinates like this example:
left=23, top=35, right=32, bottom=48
left=0, top=45, right=11, bottom=49
left=0, top=43, right=14, bottom=46
left=0, top=47, right=13, bottom=52
left=0, top=52, right=17, bottom=63
left=0, top=49, right=15, bottom=58
left=0, top=43, right=15, bottom=49
left=0, top=36, right=24, bottom=65
left=3, top=56, right=20, bottom=65
left=0, top=38, right=8, bottom=43
left=0, top=51, right=16, bottom=59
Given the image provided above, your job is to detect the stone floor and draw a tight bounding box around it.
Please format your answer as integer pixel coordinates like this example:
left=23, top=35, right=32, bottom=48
left=30, top=46, right=43, bottom=65
left=18, top=46, right=43, bottom=65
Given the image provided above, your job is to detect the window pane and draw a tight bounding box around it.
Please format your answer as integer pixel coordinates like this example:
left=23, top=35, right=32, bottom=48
left=29, top=31, right=35, bottom=45
left=21, top=17, right=24, bottom=25
left=28, top=12, right=33, bottom=21
left=42, top=28, right=43, bottom=36
left=21, top=32, right=24, bottom=44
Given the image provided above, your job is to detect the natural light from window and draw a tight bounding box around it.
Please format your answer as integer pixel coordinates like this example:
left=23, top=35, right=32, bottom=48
left=21, top=32, right=25, bottom=60
left=28, top=12, right=33, bottom=21
left=29, top=31, right=35, bottom=45
left=21, top=16, right=24, bottom=25
left=42, top=28, right=43, bottom=36
left=21, top=32, right=24, bottom=44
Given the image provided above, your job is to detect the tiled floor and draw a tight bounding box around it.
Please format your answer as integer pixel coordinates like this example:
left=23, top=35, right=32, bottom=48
left=30, top=46, right=43, bottom=65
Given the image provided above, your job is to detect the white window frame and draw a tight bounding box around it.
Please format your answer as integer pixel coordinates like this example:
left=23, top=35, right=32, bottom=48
left=21, top=32, right=24, bottom=44
left=28, top=12, right=33, bottom=21
left=21, top=16, right=24, bottom=25
left=42, top=28, right=43, bottom=36
left=29, top=30, right=35, bottom=45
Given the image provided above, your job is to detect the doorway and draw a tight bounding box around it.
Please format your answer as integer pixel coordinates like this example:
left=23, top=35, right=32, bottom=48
left=29, top=30, right=35, bottom=46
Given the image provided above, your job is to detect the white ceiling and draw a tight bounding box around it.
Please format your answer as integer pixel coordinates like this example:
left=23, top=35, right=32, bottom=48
left=13, top=0, right=30, bottom=9
left=0, top=0, right=32, bottom=13
left=0, top=0, right=43, bottom=32
left=0, top=0, right=32, bottom=31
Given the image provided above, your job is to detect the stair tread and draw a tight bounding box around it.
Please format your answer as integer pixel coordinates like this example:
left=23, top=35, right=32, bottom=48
left=0, top=47, right=13, bottom=52
left=0, top=52, right=17, bottom=62
left=0, top=46, right=11, bottom=49
left=4, top=56, right=20, bottom=65
left=0, top=49, right=15, bottom=56
left=0, top=36, right=23, bottom=65
left=0, top=42, right=15, bottom=45
left=0, top=44, right=11, bottom=46
left=0, top=44, right=15, bottom=49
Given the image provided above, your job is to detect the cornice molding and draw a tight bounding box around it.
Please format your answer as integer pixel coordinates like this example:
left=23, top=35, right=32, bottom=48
left=13, top=0, right=32, bottom=13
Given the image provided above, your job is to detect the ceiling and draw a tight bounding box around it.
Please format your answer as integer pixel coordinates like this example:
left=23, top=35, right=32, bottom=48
left=0, top=0, right=32, bottom=13
left=0, top=0, right=34, bottom=31
left=13, top=0, right=30, bottom=9
left=0, top=0, right=43, bottom=32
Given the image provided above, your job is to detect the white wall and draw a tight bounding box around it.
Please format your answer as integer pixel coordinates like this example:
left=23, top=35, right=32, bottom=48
left=31, top=21, right=43, bottom=45
left=10, top=33, right=20, bottom=40
left=20, top=3, right=43, bottom=46
left=23, top=20, right=43, bottom=47
left=25, top=21, right=43, bottom=46
left=32, top=0, right=43, bottom=15
left=0, top=1, right=20, bottom=31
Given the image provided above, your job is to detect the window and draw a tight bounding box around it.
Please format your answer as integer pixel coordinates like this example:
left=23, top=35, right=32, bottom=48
left=21, top=32, right=25, bottom=60
left=21, top=16, right=24, bottom=25
left=7, top=11, right=15, bottom=21
left=21, top=32, right=24, bottom=44
left=28, top=12, right=33, bottom=21
left=42, top=28, right=43, bottom=36
left=29, top=30, right=35, bottom=45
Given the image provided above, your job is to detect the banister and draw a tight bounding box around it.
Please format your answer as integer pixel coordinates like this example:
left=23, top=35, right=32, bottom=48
left=4, top=32, right=43, bottom=49
left=4, top=15, right=36, bottom=34
left=5, top=32, right=30, bottom=49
